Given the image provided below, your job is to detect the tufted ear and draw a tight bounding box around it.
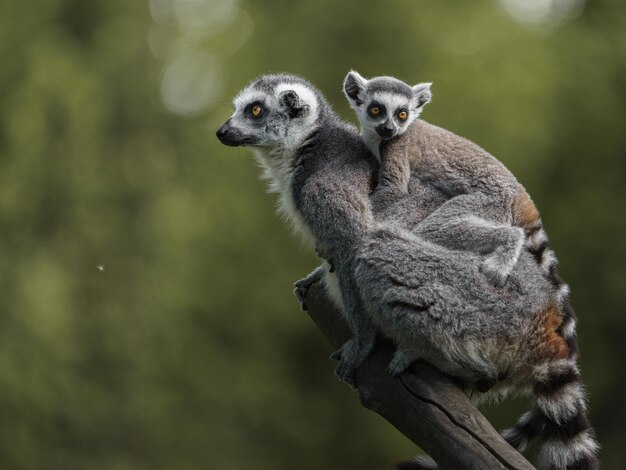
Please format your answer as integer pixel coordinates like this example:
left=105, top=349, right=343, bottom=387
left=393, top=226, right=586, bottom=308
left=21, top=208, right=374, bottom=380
left=343, top=70, right=368, bottom=106
left=279, top=90, right=310, bottom=118
left=412, top=82, right=432, bottom=109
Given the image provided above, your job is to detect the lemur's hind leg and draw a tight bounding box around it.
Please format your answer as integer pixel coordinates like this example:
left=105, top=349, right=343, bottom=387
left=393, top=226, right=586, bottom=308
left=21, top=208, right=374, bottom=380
left=331, top=324, right=376, bottom=387
left=381, top=286, right=441, bottom=376
left=412, top=194, right=525, bottom=287
left=330, top=270, right=377, bottom=387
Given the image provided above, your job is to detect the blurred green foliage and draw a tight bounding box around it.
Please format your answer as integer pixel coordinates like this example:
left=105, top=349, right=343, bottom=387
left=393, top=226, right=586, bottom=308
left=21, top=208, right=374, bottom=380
left=0, top=0, right=624, bottom=468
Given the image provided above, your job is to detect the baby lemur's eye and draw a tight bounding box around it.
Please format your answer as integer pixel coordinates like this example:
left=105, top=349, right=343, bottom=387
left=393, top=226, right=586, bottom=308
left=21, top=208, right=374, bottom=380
left=368, top=102, right=385, bottom=118
left=250, top=103, right=263, bottom=118
left=397, top=110, right=408, bottom=121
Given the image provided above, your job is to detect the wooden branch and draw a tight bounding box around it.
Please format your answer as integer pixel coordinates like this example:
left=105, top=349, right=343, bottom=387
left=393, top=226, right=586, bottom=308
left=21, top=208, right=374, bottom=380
left=303, top=281, right=535, bottom=470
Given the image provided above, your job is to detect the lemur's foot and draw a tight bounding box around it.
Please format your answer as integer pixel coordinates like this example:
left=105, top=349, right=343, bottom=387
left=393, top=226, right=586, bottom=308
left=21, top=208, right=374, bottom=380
left=293, top=267, right=325, bottom=311
left=334, top=357, right=358, bottom=387
left=481, top=228, right=524, bottom=287
left=330, top=339, right=372, bottom=387
left=387, top=350, right=415, bottom=376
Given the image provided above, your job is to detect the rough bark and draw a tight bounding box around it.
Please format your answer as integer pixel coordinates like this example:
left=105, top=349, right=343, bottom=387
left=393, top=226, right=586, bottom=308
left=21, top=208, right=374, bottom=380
left=303, top=281, right=535, bottom=470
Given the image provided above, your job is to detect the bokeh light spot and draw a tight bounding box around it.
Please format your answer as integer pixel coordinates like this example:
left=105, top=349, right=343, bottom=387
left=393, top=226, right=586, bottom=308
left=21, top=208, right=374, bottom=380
left=161, top=53, right=223, bottom=115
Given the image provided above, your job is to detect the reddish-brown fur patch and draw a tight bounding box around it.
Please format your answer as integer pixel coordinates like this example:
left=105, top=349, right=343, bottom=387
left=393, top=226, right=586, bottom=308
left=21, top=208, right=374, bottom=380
left=530, top=305, right=570, bottom=363
left=513, top=189, right=540, bottom=230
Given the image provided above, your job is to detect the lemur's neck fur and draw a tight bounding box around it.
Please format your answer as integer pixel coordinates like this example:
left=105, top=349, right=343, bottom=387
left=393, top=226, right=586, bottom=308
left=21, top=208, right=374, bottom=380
left=252, top=136, right=317, bottom=246
left=253, top=147, right=297, bottom=197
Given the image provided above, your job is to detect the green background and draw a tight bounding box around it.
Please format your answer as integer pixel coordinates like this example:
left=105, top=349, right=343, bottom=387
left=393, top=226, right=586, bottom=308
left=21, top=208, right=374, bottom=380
left=1, top=0, right=624, bottom=468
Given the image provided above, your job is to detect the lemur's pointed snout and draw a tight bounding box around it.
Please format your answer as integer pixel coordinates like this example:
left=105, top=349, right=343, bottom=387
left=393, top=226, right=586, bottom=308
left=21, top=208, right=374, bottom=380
left=216, top=120, right=231, bottom=141
left=375, top=122, right=395, bottom=139
left=216, top=119, right=251, bottom=147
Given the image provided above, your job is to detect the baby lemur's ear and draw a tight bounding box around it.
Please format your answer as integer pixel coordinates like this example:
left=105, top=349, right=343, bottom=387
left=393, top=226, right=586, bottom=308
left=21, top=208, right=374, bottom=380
left=412, top=82, right=432, bottom=109
left=279, top=90, right=310, bottom=118
left=343, top=70, right=368, bottom=106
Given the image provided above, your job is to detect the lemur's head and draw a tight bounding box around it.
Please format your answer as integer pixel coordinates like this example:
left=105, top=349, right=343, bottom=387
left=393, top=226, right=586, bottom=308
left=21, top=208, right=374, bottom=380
left=216, top=74, right=323, bottom=152
left=343, top=71, right=432, bottom=144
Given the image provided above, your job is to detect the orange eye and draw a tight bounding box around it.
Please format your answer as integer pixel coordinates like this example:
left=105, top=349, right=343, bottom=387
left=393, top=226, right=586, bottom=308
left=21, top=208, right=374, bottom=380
left=369, top=106, right=381, bottom=116
left=397, top=110, right=408, bottom=121
left=251, top=104, right=262, bottom=117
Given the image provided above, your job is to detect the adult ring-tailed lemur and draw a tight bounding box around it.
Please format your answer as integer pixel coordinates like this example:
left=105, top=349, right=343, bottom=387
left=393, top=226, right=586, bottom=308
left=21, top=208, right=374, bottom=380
left=216, top=73, right=598, bottom=470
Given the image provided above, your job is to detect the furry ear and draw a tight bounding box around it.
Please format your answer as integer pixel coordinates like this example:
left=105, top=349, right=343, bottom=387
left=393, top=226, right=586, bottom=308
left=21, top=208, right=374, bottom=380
left=412, top=82, right=432, bottom=108
left=279, top=90, right=310, bottom=118
left=343, top=70, right=368, bottom=106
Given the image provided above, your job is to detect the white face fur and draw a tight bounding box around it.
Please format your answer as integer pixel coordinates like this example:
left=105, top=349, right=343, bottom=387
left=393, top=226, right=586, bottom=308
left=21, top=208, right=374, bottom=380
left=343, top=71, right=432, bottom=160
left=216, top=79, right=320, bottom=154
left=216, top=76, right=323, bottom=245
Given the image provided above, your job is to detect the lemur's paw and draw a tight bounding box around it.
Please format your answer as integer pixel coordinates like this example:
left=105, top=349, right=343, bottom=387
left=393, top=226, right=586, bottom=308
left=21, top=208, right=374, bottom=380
left=329, top=348, right=342, bottom=361
left=480, top=257, right=511, bottom=287
left=387, top=350, right=415, bottom=376
left=331, top=343, right=356, bottom=385
left=293, top=284, right=309, bottom=311
left=294, top=270, right=324, bottom=311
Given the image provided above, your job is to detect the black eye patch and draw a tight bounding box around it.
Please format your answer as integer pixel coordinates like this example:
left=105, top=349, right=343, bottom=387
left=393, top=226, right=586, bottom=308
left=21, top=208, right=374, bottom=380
left=244, top=101, right=265, bottom=119
left=396, top=108, right=409, bottom=121
left=367, top=102, right=386, bottom=118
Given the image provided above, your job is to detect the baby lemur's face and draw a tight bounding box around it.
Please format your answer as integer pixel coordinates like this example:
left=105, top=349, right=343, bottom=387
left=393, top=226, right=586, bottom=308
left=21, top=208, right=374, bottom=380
left=343, top=71, right=432, bottom=143
left=216, top=74, right=320, bottom=152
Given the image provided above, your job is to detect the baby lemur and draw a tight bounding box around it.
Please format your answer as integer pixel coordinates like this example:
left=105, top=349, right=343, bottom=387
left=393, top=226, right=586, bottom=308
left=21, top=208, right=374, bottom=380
left=217, top=74, right=598, bottom=470
left=344, top=71, right=532, bottom=288
left=343, top=70, right=575, bottom=345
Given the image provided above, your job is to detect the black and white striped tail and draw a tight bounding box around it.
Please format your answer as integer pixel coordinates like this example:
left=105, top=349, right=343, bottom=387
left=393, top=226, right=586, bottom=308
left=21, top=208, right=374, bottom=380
left=501, top=407, right=545, bottom=453
left=507, top=223, right=599, bottom=468
left=503, top=359, right=599, bottom=469
left=526, top=224, right=578, bottom=355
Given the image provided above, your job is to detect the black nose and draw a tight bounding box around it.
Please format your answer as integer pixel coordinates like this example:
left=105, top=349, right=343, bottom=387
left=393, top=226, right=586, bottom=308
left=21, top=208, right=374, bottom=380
left=216, top=120, right=248, bottom=147
left=376, top=124, right=394, bottom=139
left=216, top=124, right=230, bottom=140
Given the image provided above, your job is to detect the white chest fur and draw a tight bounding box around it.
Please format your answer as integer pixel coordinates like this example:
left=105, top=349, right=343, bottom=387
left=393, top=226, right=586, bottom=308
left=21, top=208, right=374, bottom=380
left=253, top=148, right=316, bottom=247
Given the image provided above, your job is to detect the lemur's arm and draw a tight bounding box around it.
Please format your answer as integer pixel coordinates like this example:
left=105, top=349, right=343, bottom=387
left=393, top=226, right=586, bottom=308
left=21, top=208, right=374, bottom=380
left=371, top=139, right=412, bottom=215
left=296, top=165, right=373, bottom=253
left=294, top=162, right=378, bottom=385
